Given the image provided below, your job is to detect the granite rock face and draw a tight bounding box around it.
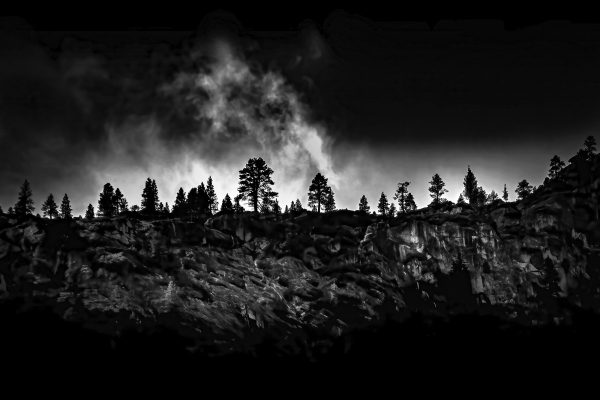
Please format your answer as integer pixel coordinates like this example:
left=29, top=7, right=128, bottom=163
left=1, top=156, right=599, bottom=358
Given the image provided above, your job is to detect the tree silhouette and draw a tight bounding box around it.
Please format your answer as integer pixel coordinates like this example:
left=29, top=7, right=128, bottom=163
left=220, top=193, right=233, bottom=213
left=463, top=166, right=478, bottom=204
left=583, top=135, right=597, bottom=161
left=429, top=173, right=448, bottom=205
left=0, top=206, right=3, bottom=214
left=98, top=183, right=116, bottom=217
left=186, top=187, right=198, bottom=217
left=486, top=190, right=499, bottom=203
left=308, top=173, right=331, bottom=213
left=197, top=183, right=210, bottom=215
left=457, top=193, right=466, bottom=205
left=14, top=179, right=34, bottom=217
left=173, top=188, right=187, bottom=216
left=164, top=202, right=170, bottom=214
left=85, top=204, right=95, bottom=220
left=7, top=207, right=14, bottom=215
left=259, top=192, right=272, bottom=214
left=474, top=186, right=487, bottom=207
left=233, top=194, right=245, bottom=214
left=394, top=181, right=410, bottom=213
left=272, top=199, right=282, bottom=215
left=377, top=192, right=389, bottom=216
left=295, top=199, right=302, bottom=212
left=323, top=188, right=336, bottom=212
left=131, top=205, right=140, bottom=212
left=388, top=202, right=397, bottom=218
left=141, top=178, right=159, bottom=214
left=358, top=195, right=370, bottom=213
left=502, top=184, right=509, bottom=201
left=238, top=157, right=277, bottom=213
left=515, top=179, right=533, bottom=200
left=206, top=176, right=218, bottom=214
left=60, top=194, right=72, bottom=219
left=114, top=188, right=128, bottom=214
left=41, top=194, right=59, bottom=219
left=405, top=193, right=417, bottom=211
left=548, top=155, right=565, bottom=180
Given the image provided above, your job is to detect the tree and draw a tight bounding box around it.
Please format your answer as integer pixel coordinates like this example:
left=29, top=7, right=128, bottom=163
left=233, top=195, right=245, bottom=214
left=457, top=194, right=466, bottom=205
left=307, top=173, right=330, bottom=213
left=323, top=188, right=336, bottom=212
left=502, top=184, right=509, bottom=202
left=14, top=179, right=34, bottom=217
left=98, top=183, right=116, bottom=217
left=238, top=157, right=277, bottom=213
left=173, top=187, right=187, bottom=216
left=141, top=178, right=159, bottom=214
left=429, top=173, right=448, bottom=205
left=515, top=179, right=533, bottom=200
left=474, top=186, right=487, bottom=207
left=7, top=207, right=14, bottom=215
left=197, top=183, right=210, bottom=215
left=548, top=155, right=565, bottom=180
left=60, top=194, right=72, bottom=219
left=463, top=166, right=478, bottom=204
left=41, top=194, right=59, bottom=219
left=220, top=193, right=233, bottom=213
left=206, top=176, right=218, bottom=214
left=113, top=188, right=128, bottom=214
left=0, top=206, right=3, bottom=214
left=164, top=202, right=170, bottom=214
left=295, top=199, right=302, bottom=212
left=85, top=204, right=95, bottom=220
left=377, top=192, right=389, bottom=216
left=394, top=181, right=411, bottom=213
left=405, top=193, right=417, bottom=211
left=583, top=135, right=597, bottom=161
left=388, top=202, right=397, bottom=218
left=272, top=199, right=282, bottom=215
left=486, top=190, right=499, bottom=204
left=131, top=205, right=140, bottom=212
left=259, top=193, right=272, bottom=214
left=358, top=195, right=370, bottom=213
left=284, top=205, right=289, bottom=215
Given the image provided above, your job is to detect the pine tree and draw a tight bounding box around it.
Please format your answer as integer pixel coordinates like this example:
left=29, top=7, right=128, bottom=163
left=405, top=193, right=417, bottom=211
left=307, top=173, right=330, bottom=213
left=220, top=193, right=233, bottom=213
left=486, top=190, right=499, bottom=204
left=197, top=183, right=210, bottom=214
left=7, top=207, right=14, bottom=215
left=164, top=202, right=170, bottom=214
left=131, top=205, right=140, bottom=212
left=457, top=194, right=466, bottom=205
left=60, top=194, right=72, bottom=219
left=515, top=179, right=533, bottom=200
left=173, top=187, right=187, bottom=216
left=429, top=173, right=448, bottom=205
left=289, top=201, right=296, bottom=213
left=377, top=192, right=389, bottom=216
left=238, top=157, right=277, bottom=213
left=14, top=179, right=34, bottom=217
left=113, top=188, right=127, bottom=215
left=272, top=199, right=282, bottom=215
left=323, top=188, right=336, bottom=212
left=295, top=199, right=302, bottom=212
left=463, top=166, right=478, bottom=204
left=388, top=202, right=397, bottom=218
left=98, top=183, right=116, bottom=217
left=502, top=184, right=509, bottom=202
left=141, top=178, right=159, bottom=214
left=474, top=186, right=487, bottom=207
left=394, top=181, right=410, bottom=213
left=41, top=194, right=59, bottom=219
left=358, top=195, right=370, bottom=213
left=85, top=204, right=95, bottom=220
left=284, top=205, right=289, bottom=215
left=259, top=193, right=271, bottom=214
left=584, top=135, right=597, bottom=161
left=206, top=176, right=218, bottom=214
left=186, top=187, right=198, bottom=217
left=548, top=155, right=565, bottom=180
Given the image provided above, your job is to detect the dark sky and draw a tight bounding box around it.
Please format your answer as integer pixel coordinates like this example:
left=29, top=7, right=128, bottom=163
left=1, top=12, right=599, bottom=214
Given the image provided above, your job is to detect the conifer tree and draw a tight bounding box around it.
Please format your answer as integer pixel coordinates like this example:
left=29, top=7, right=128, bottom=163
left=295, top=199, right=302, bottom=212
left=515, top=179, right=533, bottom=200
left=233, top=194, right=245, bottom=214
left=323, top=188, right=336, bottom=212
left=60, top=194, right=72, bottom=219
left=173, top=187, right=187, bottom=216
left=141, top=178, right=159, bottom=214
left=238, top=157, right=277, bottom=212
left=14, top=179, right=34, bottom=217
left=502, top=184, right=509, bottom=202
left=41, top=194, right=59, bottom=219
left=429, top=173, right=448, bottom=205
left=307, top=173, right=330, bottom=213
left=220, top=194, right=233, bottom=213
left=405, top=193, right=417, bottom=211
left=548, top=155, right=565, bottom=180
left=98, top=183, right=116, bottom=217
left=206, top=176, right=218, bottom=214
left=358, top=195, right=370, bottom=213
left=584, top=135, right=597, bottom=161
left=377, top=192, right=389, bottom=216
left=463, top=166, right=478, bottom=204
left=85, top=204, right=95, bottom=220
left=394, top=181, right=410, bottom=212
left=388, top=202, right=397, bottom=218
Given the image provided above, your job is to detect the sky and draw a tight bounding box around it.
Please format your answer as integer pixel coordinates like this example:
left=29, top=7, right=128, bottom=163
left=1, top=12, right=599, bottom=215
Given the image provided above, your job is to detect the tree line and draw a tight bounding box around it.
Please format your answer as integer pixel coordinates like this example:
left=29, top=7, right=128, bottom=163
left=1, top=136, right=596, bottom=219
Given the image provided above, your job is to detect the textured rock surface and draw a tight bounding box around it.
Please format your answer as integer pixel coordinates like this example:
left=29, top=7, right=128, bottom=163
left=1, top=156, right=599, bottom=358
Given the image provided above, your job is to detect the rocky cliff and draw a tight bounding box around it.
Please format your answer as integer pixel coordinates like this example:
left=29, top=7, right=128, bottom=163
left=1, top=155, right=599, bottom=363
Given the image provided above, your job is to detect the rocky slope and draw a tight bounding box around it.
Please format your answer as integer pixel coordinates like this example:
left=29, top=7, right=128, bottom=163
left=1, top=155, right=599, bottom=362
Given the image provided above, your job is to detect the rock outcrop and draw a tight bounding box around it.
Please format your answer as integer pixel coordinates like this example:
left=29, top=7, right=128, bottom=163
left=1, top=155, right=599, bottom=358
